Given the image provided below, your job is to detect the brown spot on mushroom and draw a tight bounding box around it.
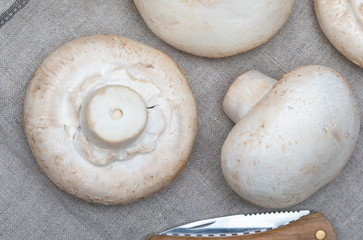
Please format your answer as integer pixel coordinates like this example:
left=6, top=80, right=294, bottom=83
left=302, top=164, right=318, bottom=175
left=96, top=88, right=107, bottom=95
left=232, top=171, right=239, bottom=182
left=331, top=129, right=341, bottom=143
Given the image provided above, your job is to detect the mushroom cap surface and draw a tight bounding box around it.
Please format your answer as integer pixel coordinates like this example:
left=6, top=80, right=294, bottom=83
left=24, top=35, right=197, bottom=204
left=134, top=0, right=294, bottom=58
left=221, top=65, right=360, bottom=208
left=315, top=0, right=363, bottom=67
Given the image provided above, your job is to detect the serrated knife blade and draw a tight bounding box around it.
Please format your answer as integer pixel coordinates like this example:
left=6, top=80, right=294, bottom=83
left=160, top=210, right=310, bottom=236
left=148, top=210, right=337, bottom=239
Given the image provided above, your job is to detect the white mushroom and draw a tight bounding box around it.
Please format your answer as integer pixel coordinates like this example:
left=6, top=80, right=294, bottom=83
left=222, top=65, right=360, bottom=208
left=134, top=0, right=294, bottom=58
left=24, top=35, right=197, bottom=204
left=315, top=0, right=363, bottom=68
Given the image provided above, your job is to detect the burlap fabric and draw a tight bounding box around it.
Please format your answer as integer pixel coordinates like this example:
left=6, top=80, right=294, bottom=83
left=0, top=1, right=362, bottom=239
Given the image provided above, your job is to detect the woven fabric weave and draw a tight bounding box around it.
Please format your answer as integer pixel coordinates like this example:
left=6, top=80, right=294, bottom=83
left=0, top=1, right=362, bottom=239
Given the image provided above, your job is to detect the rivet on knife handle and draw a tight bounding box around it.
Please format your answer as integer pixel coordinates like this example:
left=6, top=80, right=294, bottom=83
left=148, top=213, right=337, bottom=240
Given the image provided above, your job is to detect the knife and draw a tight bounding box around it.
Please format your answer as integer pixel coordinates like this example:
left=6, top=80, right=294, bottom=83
left=148, top=210, right=337, bottom=240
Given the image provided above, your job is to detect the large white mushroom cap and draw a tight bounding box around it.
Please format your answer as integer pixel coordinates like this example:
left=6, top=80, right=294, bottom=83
left=134, top=0, right=294, bottom=58
left=315, top=0, right=363, bottom=67
left=24, top=35, right=197, bottom=204
left=222, top=65, right=360, bottom=208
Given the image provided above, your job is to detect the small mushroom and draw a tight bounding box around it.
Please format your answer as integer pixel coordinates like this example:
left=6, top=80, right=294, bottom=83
left=134, top=0, right=294, bottom=58
left=24, top=35, right=197, bottom=204
left=315, top=0, right=363, bottom=67
left=222, top=65, right=360, bottom=208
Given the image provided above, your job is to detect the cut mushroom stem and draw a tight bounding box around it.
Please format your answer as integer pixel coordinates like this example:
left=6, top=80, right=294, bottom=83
left=223, top=70, right=277, bottom=123
left=80, top=85, right=148, bottom=149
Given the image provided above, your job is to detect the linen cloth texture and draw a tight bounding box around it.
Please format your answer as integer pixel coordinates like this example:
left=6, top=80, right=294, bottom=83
left=0, top=1, right=362, bottom=239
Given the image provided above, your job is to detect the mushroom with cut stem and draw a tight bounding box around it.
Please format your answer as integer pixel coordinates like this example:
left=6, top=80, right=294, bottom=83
left=222, top=65, right=360, bottom=208
left=24, top=35, right=197, bottom=205
left=315, top=0, right=363, bottom=68
left=134, top=0, right=294, bottom=58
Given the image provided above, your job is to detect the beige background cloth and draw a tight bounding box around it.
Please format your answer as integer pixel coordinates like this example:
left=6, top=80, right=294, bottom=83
left=0, top=1, right=362, bottom=239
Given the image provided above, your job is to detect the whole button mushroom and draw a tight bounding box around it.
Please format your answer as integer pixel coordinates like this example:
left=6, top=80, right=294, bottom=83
left=222, top=65, right=360, bottom=208
left=24, top=35, right=197, bottom=204
left=134, top=0, right=294, bottom=58
left=315, top=0, right=363, bottom=68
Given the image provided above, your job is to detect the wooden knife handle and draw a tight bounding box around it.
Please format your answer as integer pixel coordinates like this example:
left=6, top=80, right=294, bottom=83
left=148, top=212, right=337, bottom=240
